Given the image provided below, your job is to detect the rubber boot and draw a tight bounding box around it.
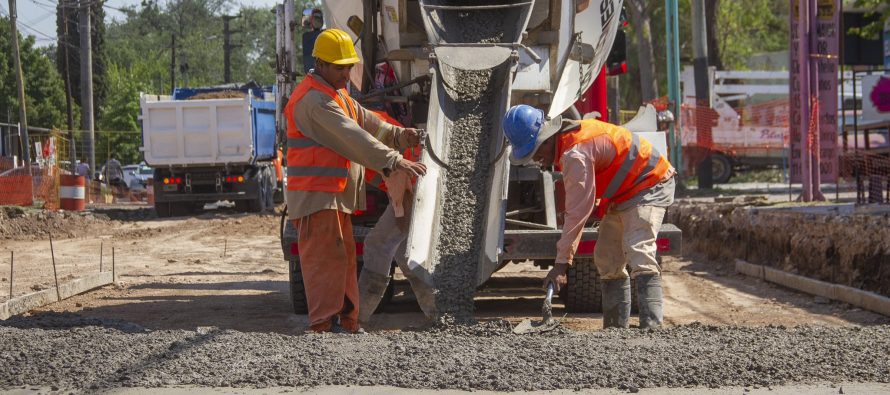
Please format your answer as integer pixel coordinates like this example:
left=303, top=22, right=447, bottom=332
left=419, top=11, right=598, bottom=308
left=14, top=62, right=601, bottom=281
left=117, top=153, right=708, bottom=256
left=635, top=274, right=664, bottom=329
left=601, top=278, right=631, bottom=329
left=357, top=270, right=391, bottom=324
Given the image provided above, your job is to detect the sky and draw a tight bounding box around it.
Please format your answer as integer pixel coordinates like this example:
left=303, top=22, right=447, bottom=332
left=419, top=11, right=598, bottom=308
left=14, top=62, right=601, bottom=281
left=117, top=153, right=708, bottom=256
left=8, top=0, right=285, bottom=47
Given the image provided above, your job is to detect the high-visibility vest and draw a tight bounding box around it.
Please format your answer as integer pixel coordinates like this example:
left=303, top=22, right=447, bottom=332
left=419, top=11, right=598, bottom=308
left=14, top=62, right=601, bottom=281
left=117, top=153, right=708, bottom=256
left=284, top=74, right=365, bottom=192
left=364, top=110, right=418, bottom=192
left=555, top=119, right=672, bottom=214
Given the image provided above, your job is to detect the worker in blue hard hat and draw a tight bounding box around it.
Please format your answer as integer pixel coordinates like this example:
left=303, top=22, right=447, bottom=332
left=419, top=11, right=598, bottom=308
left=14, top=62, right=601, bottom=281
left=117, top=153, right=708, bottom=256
left=502, top=104, right=676, bottom=329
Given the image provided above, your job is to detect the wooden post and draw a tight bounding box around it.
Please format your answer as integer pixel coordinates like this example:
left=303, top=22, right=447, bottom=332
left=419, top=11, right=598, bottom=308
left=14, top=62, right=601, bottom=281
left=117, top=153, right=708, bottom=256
left=50, top=235, right=60, bottom=301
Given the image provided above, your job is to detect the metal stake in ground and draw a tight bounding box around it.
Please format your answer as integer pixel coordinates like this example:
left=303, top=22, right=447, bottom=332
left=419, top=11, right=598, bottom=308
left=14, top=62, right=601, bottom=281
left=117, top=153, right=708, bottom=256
left=49, top=235, right=61, bottom=302
left=99, top=241, right=103, bottom=272
left=223, top=239, right=227, bottom=258
left=112, top=247, right=116, bottom=283
left=9, top=251, right=13, bottom=299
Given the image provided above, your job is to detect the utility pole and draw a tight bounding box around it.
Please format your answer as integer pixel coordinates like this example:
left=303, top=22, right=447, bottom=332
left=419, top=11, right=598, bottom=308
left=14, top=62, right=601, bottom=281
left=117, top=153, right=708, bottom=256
left=223, top=14, right=242, bottom=84
left=692, top=0, right=713, bottom=189
left=170, top=34, right=176, bottom=91
left=61, top=1, right=76, bottom=172
left=8, top=0, right=31, bottom=169
left=79, top=0, right=95, bottom=177
left=665, top=0, right=683, bottom=180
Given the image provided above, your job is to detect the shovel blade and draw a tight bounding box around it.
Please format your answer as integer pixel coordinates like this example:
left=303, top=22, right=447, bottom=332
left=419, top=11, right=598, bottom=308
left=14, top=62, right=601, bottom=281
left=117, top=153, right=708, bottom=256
left=512, top=318, right=560, bottom=334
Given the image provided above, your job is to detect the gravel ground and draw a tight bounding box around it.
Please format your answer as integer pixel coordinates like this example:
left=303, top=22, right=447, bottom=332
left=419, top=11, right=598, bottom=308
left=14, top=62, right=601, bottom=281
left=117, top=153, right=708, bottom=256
left=2, top=313, right=890, bottom=392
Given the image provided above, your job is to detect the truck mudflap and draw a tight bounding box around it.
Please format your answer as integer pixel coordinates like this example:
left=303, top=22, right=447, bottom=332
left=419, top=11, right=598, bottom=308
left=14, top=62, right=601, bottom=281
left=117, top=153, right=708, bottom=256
left=500, top=224, right=683, bottom=261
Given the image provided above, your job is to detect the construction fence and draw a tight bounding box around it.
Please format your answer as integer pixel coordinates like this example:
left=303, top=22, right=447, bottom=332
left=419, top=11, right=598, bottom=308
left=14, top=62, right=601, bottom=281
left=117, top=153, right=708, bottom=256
left=0, top=129, right=152, bottom=209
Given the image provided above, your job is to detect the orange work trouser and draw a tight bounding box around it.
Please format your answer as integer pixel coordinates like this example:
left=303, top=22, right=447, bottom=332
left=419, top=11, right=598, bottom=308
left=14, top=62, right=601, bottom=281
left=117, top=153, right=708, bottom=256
left=293, top=209, right=360, bottom=332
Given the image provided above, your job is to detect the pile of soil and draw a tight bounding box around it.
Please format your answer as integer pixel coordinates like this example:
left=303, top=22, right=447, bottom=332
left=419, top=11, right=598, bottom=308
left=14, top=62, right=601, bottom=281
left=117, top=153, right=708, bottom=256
left=187, top=91, right=246, bottom=100
left=667, top=203, right=890, bottom=297
left=0, top=207, right=116, bottom=241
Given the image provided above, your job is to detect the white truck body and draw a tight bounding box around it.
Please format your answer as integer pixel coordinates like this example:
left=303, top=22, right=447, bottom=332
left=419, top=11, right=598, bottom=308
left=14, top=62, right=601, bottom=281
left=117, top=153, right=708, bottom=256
left=140, top=94, right=256, bottom=167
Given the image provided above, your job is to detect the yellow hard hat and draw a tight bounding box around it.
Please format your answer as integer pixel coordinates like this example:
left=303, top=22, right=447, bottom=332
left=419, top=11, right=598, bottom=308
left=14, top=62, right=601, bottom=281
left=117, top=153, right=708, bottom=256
left=312, top=29, right=360, bottom=65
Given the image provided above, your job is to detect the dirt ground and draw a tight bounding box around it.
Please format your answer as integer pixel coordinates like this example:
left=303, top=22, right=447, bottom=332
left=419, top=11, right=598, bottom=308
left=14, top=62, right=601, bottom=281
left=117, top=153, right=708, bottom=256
left=1, top=205, right=886, bottom=332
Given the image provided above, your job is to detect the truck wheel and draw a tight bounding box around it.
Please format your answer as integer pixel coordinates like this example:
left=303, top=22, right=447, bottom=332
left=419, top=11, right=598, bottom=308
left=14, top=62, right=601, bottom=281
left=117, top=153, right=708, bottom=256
left=563, top=258, right=602, bottom=313
left=155, top=202, right=172, bottom=218
left=273, top=180, right=284, bottom=204
left=263, top=167, right=276, bottom=209
left=246, top=171, right=267, bottom=213
left=171, top=202, right=194, bottom=217
left=288, top=258, right=309, bottom=314
left=710, top=153, right=733, bottom=184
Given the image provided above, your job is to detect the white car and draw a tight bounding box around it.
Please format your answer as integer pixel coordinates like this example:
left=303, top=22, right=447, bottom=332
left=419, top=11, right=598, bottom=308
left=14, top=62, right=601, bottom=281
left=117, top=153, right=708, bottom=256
left=122, top=164, right=154, bottom=191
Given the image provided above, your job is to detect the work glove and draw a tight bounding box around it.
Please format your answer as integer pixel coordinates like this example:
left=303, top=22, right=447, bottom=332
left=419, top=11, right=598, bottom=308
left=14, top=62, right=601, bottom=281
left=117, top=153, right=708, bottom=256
left=544, top=262, right=569, bottom=293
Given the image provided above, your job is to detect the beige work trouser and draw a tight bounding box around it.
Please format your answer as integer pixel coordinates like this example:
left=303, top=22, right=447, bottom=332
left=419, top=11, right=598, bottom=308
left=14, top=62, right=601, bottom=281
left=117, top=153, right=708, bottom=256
left=593, top=205, right=666, bottom=280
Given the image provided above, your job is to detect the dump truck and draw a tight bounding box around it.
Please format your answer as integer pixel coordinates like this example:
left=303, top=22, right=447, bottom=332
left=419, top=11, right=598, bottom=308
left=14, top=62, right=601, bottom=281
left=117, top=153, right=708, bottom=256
left=276, top=0, right=681, bottom=315
left=140, top=85, right=283, bottom=217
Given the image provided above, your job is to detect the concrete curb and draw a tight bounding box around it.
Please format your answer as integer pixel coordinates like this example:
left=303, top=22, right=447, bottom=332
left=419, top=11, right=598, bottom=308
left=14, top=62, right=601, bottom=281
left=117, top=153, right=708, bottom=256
left=735, top=259, right=890, bottom=317
left=0, top=272, right=113, bottom=320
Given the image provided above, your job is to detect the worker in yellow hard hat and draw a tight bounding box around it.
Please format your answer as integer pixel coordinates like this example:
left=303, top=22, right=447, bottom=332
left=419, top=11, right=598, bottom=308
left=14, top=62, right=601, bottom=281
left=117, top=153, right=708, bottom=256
left=284, top=28, right=427, bottom=333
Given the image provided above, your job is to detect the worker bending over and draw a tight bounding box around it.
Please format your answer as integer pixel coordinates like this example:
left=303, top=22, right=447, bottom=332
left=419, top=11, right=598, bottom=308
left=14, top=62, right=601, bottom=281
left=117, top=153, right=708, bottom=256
left=502, top=105, right=676, bottom=329
left=285, top=29, right=426, bottom=333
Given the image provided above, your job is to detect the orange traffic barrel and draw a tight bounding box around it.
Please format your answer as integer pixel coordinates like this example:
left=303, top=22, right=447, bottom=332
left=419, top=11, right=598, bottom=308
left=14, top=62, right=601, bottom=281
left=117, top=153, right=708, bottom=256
left=60, top=175, right=86, bottom=211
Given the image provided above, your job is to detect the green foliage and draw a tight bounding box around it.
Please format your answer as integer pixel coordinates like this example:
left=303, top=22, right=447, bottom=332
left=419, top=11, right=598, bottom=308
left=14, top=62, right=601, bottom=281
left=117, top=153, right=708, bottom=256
left=0, top=17, right=68, bottom=128
left=848, top=0, right=889, bottom=39
left=715, top=0, right=789, bottom=69
left=55, top=0, right=108, bottom=114
left=621, top=0, right=790, bottom=109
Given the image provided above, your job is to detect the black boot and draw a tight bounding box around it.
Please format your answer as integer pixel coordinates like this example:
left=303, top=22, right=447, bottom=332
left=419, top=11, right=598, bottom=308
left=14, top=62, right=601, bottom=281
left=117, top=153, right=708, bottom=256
left=601, top=278, right=631, bottom=328
left=635, top=274, right=664, bottom=329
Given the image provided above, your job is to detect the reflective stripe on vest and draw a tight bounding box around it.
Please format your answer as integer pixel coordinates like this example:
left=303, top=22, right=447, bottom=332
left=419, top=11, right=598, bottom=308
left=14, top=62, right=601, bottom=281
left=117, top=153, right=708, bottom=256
left=556, top=119, right=672, bottom=209
left=363, top=110, right=415, bottom=193
left=284, top=74, right=362, bottom=192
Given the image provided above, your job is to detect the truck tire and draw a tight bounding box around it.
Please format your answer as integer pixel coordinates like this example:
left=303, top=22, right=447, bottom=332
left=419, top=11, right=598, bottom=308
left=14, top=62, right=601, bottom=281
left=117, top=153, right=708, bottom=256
left=171, top=202, right=194, bottom=217
left=288, top=258, right=309, bottom=314
left=273, top=180, right=284, bottom=204
left=155, top=202, right=172, bottom=218
left=263, top=167, right=276, bottom=209
left=563, top=258, right=602, bottom=313
left=710, top=153, right=733, bottom=184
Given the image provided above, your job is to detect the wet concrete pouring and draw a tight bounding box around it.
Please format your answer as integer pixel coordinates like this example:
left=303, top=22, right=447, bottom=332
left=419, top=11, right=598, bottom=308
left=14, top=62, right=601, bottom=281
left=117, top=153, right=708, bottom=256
left=427, top=6, right=509, bottom=321
left=2, top=312, right=889, bottom=392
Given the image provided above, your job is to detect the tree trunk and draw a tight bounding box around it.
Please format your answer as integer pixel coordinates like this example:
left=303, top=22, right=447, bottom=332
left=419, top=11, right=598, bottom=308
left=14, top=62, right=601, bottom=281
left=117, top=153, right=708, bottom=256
left=627, top=0, right=658, bottom=101
left=705, top=0, right=723, bottom=70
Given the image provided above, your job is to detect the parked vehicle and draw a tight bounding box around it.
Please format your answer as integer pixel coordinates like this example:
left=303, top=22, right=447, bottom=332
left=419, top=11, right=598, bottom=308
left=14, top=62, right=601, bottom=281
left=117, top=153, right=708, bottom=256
left=140, top=84, right=282, bottom=217
left=122, top=163, right=153, bottom=191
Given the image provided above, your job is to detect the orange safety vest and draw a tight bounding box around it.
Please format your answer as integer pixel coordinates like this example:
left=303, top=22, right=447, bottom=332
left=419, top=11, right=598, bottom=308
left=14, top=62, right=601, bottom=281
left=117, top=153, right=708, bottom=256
left=364, top=110, right=419, bottom=192
left=284, top=74, right=365, bottom=192
left=555, top=119, right=672, bottom=215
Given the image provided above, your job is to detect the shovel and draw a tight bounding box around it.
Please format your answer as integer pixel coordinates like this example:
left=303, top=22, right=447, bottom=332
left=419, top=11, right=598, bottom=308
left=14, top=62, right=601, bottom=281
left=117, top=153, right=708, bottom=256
left=513, top=283, right=561, bottom=334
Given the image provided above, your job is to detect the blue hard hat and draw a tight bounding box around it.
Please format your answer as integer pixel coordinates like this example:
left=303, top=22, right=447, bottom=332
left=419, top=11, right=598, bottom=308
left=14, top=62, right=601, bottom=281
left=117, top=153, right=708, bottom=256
left=503, top=105, right=545, bottom=163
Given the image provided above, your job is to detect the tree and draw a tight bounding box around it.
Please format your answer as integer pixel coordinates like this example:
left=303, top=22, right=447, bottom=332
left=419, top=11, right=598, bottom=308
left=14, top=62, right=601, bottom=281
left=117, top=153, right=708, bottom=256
left=95, top=63, right=149, bottom=164
left=714, top=0, right=788, bottom=69
left=55, top=0, right=108, bottom=117
left=0, top=17, right=68, bottom=129
left=626, top=0, right=659, bottom=101
left=848, top=0, right=889, bottom=39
